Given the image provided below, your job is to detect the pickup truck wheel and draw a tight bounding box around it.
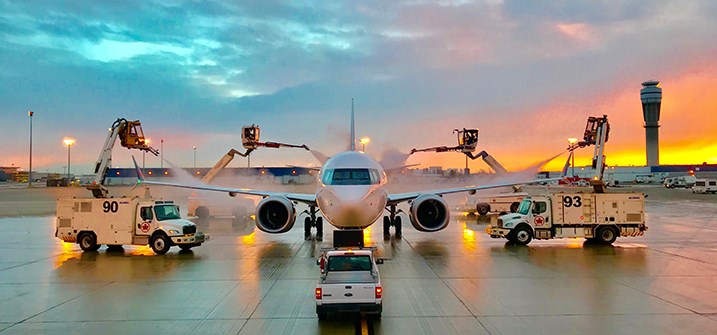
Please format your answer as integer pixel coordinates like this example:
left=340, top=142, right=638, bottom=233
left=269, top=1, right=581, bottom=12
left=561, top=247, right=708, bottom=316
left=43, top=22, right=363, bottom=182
left=595, top=226, right=618, bottom=245
left=78, top=233, right=99, bottom=252
left=368, top=312, right=381, bottom=320
left=513, top=226, right=533, bottom=245
left=151, top=234, right=171, bottom=254
left=476, top=203, right=490, bottom=216
left=317, top=312, right=327, bottom=320
left=195, top=206, right=209, bottom=219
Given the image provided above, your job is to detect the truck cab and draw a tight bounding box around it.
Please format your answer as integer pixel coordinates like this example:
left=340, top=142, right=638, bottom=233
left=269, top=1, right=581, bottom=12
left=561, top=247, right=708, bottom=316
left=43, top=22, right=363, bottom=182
left=315, top=249, right=383, bottom=320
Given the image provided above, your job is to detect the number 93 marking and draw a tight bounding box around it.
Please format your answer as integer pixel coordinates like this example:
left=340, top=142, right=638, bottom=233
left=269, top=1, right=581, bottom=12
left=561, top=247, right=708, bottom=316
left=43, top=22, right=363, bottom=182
left=562, top=196, right=582, bottom=208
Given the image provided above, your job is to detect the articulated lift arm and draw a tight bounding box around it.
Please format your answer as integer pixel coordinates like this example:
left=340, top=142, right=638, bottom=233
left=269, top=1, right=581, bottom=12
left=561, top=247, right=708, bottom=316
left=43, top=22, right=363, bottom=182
left=200, top=125, right=310, bottom=184
left=566, top=115, right=610, bottom=192
left=409, top=128, right=508, bottom=174
left=87, top=118, right=159, bottom=198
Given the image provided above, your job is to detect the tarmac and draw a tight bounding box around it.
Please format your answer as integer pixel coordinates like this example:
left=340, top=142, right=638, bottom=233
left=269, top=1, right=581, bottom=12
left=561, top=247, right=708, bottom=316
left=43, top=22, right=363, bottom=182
left=1, top=184, right=717, bottom=334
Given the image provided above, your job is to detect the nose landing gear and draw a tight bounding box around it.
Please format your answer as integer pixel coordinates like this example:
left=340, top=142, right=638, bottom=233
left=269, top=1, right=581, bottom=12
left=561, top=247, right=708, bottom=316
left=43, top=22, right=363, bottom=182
left=303, top=206, right=324, bottom=241
left=383, top=205, right=403, bottom=240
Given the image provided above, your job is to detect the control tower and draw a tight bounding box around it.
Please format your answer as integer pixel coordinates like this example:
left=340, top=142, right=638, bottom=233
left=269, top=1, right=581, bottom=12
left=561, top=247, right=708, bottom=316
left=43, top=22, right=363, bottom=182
left=641, top=80, right=661, bottom=166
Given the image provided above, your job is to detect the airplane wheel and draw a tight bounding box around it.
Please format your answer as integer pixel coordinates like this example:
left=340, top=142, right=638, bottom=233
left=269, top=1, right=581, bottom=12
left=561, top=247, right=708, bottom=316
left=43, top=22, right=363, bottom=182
left=394, top=216, right=402, bottom=237
left=316, top=217, right=324, bottom=240
left=304, top=217, right=312, bottom=238
left=383, top=216, right=390, bottom=239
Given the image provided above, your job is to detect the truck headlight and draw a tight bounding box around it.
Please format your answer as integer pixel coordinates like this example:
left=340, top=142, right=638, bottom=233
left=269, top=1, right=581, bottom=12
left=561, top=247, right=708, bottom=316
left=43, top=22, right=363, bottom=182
left=168, top=229, right=180, bottom=235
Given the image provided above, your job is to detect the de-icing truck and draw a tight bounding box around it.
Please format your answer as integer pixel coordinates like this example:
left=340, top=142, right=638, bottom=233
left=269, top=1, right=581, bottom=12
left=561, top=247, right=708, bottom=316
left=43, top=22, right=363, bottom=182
left=485, top=192, right=647, bottom=245
left=55, top=192, right=206, bottom=254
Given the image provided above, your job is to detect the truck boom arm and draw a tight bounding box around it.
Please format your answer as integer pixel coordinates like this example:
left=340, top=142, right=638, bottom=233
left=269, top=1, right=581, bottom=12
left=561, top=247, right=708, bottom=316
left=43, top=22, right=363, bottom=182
left=409, top=128, right=507, bottom=174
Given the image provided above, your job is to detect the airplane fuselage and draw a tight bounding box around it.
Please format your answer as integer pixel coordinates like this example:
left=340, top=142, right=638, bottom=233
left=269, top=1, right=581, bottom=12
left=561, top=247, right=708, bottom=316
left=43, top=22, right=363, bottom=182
left=315, top=151, right=388, bottom=229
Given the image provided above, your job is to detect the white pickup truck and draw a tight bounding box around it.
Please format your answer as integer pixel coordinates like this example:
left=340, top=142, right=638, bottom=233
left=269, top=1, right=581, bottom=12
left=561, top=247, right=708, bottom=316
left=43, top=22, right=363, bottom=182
left=315, top=248, right=383, bottom=320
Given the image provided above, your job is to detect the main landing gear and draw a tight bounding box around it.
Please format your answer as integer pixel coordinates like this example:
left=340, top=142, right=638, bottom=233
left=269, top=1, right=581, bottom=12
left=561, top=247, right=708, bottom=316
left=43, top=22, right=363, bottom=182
left=303, top=205, right=323, bottom=241
left=383, top=205, right=403, bottom=240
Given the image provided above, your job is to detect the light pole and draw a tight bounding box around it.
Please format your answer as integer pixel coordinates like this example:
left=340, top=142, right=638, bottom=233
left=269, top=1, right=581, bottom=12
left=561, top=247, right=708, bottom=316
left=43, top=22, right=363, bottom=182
left=568, top=138, right=578, bottom=178
left=28, top=111, right=33, bottom=187
left=63, top=138, right=75, bottom=186
left=359, top=137, right=370, bottom=152
left=160, top=139, right=164, bottom=169
left=193, top=146, right=197, bottom=168
left=143, top=138, right=151, bottom=169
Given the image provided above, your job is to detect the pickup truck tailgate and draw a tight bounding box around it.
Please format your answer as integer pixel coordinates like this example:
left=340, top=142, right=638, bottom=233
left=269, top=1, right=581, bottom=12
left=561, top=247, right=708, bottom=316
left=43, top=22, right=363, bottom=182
left=322, top=271, right=376, bottom=304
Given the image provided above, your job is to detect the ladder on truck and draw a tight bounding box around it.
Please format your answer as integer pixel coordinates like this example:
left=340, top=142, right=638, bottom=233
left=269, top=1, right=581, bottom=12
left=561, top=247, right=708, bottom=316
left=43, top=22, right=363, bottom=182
left=87, top=118, right=159, bottom=198
left=409, top=128, right=508, bottom=174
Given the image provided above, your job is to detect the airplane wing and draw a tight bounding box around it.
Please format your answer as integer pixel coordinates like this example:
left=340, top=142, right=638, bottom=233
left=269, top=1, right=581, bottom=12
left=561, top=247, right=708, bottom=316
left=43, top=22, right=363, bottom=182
left=131, top=157, right=317, bottom=205
left=386, top=177, right=561, bottom=204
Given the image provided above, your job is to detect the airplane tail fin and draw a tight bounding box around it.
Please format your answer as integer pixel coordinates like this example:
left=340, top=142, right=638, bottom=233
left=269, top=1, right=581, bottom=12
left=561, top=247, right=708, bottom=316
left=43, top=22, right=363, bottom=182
left=350, top=98, right=356, bottom=151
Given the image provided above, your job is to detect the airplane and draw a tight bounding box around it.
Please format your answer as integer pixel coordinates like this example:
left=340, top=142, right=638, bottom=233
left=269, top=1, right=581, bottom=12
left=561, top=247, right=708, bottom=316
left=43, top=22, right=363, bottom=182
left=132, top=104, right=558, bottom=242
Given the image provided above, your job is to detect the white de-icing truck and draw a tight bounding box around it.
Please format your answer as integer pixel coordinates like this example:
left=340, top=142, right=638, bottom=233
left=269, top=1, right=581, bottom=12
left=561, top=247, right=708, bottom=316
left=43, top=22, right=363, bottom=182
left=485, top=192, right=647, bottom=245
left=55, top=193, right=206, bottom=254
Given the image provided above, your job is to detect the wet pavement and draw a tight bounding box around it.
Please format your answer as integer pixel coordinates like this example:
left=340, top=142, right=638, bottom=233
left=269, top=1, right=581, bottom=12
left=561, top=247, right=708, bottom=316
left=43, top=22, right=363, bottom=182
left=1, top=186, right=717, bottom=334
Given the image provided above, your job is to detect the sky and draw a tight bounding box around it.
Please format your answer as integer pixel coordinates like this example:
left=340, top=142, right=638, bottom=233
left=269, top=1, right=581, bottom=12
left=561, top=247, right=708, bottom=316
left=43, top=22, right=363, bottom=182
left=1, top=0, right=716, bottom=175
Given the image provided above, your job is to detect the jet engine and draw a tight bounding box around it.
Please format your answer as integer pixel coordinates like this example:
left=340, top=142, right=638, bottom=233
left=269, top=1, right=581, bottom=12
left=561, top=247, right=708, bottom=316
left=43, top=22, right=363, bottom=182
left=256, top=196, right=296, bottom=233
left=409, top=194, right=450, bottom=232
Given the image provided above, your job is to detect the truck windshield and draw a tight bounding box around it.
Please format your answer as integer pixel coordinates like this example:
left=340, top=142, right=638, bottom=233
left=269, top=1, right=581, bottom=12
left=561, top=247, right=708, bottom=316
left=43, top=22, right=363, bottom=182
left=154, top=205, right=181, bottom=221
left=322, top=169, right=380, bottom=185
left=327, top=255, right=372, bottom=271
left=517, top=200, right=531, bottom=215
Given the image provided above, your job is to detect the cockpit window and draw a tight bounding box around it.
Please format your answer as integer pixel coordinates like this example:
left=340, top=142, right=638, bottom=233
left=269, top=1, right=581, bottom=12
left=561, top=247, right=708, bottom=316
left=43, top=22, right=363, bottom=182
left=322, top=168, right=380, bottom=185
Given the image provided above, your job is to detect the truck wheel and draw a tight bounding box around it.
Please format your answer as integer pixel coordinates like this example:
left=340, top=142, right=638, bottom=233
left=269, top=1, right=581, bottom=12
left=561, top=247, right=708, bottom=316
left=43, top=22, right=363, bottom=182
left=595, top=226, right=618, bottom=245
left=79, top=233, right=99, bottom=252
left=195, top=206, right=209, bottom=219
left=317, top=312, right=327, bottom=320
left=476, top=203, right=490, bottom=216
left=151, top=233, right=171, bottom=254
left=512, top=226, right=533, bottom=245
left=510, top=202, right=520, bottom=213
left=368, top=312, right=382, bottom=320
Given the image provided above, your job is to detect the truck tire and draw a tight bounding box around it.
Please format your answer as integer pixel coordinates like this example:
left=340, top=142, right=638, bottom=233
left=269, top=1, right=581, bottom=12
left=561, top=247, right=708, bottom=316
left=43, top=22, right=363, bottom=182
left=317, top=311, right=327, bottom=320
left=78, top=233, right=100, bottom=252
left=595, top=226, right=618, bottom=245
left=512, top=225, right=533, bottom=245
left=195, top=206, right=209, bottom=219
left=476, top=203, right=490, bottom=216
left=151, top=233, right=171, bottom=254
left=510, top=202, right=520, bottom=213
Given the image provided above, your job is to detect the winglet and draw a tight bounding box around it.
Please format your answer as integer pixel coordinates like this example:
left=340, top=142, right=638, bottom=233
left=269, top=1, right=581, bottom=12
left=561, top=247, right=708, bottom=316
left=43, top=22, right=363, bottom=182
left=131, top=156, right=145, bottom=184
left=350, top=98, right=356, bottom=151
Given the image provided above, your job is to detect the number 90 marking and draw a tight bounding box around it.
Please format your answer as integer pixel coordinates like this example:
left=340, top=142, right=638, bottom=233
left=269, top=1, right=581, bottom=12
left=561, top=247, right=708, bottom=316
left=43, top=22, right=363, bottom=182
left=103, top=201, right=119, bottom=213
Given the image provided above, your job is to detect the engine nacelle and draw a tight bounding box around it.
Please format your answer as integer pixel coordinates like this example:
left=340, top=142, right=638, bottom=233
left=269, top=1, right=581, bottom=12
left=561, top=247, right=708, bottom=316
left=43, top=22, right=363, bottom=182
left=409, top=194, right=450, bottom=232
left=256, top=196, right=296, bottom=233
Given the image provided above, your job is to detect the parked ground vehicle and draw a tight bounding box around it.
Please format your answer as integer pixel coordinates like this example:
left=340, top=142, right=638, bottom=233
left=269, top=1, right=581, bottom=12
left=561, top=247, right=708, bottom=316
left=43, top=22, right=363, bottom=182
left=315, top=248, right=383, bottom=320
left=485, top=192, right=646, bottom=245
left=664, top=176, right=697, bottom=188
left=55, top=191, right=205, bottom=254
left=455, top=193, right=527, bottom=215
left=692, top=179, right=717, bottom=194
